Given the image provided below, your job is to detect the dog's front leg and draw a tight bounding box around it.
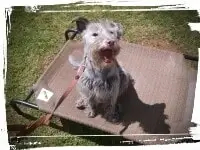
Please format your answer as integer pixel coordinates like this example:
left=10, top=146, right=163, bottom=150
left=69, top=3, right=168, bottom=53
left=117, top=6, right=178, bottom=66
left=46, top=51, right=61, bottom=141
left=85, top=95, right=97, bottom=118
left=105, top=78, right=120, bottom=122
left=76, top=95, right=88, bottom=110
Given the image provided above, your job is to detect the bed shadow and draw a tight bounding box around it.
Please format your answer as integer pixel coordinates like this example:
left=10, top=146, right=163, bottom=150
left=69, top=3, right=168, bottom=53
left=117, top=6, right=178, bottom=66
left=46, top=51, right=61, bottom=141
left=106, top=80, right=170, bottom=134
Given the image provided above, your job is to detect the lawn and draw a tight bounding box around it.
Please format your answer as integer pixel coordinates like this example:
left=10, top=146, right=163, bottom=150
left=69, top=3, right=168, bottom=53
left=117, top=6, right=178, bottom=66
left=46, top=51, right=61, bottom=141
left=6, top=5, right=200, bottom=148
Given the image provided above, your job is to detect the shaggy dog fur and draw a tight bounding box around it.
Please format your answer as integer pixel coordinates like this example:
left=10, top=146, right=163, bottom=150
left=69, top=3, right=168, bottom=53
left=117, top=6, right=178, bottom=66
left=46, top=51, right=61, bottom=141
left=69, top=19, right=131, bottom=122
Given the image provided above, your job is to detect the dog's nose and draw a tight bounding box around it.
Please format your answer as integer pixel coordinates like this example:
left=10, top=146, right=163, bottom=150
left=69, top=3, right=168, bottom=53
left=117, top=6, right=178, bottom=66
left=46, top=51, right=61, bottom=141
left=107, top=41, right=115, bottom=47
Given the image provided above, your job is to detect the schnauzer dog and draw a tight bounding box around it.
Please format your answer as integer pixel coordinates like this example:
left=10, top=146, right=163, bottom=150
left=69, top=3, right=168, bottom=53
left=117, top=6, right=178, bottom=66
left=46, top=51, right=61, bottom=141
left=69, top=19, right=131, bottom=122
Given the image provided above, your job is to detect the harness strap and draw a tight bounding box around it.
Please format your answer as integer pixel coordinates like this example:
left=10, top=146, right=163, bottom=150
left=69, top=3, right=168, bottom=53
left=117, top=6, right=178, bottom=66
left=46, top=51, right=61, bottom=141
left=16, top=65, right=85, bottom=136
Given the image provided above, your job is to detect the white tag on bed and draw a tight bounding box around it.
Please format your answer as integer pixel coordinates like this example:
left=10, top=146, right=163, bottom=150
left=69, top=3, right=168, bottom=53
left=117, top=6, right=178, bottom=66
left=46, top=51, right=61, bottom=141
left=37, top=88, right=54, bottom=102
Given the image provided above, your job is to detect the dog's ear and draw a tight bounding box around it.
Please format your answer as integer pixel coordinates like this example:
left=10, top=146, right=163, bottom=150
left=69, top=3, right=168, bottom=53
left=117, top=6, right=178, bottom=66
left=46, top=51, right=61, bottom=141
left=73, top=17, right=90, bottom=33
left=113, top=22, right=123, bottom=39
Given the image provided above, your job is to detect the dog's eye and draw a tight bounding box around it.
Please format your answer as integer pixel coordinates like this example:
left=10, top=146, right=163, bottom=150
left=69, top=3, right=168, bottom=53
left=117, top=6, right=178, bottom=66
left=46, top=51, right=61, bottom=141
left=92, top=33, right=98, bottom=37
left=110, top=31, right=114, bottom=34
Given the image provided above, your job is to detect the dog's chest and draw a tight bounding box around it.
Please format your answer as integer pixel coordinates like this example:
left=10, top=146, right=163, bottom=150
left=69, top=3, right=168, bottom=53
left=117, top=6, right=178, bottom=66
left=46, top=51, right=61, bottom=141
left=92, top=75, right=119, bottom=103
left=81, top=67, right=120, bottom=99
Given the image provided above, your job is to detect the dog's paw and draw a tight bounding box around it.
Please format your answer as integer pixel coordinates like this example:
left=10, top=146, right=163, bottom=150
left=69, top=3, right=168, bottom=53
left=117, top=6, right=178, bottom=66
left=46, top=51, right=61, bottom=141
left=104, top=107, right=120, bottom=123
left=75, top=98, right=87, bottom=110
left=106, top=112, right=120, bottom=124
left=85, top=109, right=96, bottom=118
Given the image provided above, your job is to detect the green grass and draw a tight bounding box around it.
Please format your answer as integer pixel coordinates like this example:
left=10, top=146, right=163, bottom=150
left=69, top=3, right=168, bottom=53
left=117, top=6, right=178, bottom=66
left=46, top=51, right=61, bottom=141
left=6, top=5, right=200, bottom=148
left=38, top=5, right=159, bottom=11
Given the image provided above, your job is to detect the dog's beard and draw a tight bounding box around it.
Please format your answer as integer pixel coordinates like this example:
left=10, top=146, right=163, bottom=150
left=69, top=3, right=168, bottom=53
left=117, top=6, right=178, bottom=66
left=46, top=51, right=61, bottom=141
left=90, top=45, right=120, bottom=69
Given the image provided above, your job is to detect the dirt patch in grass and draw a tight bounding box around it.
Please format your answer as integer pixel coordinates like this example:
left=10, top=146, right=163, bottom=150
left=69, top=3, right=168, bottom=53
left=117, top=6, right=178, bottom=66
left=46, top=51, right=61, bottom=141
left=40, top=54, right=57, bottom=71
left=140, top=38, right=181, bottom=52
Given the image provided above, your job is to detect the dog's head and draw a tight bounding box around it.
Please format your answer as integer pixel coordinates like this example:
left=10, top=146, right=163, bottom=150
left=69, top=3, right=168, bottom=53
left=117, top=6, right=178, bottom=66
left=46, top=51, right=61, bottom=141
left=82, top=19, right=123, bottom=68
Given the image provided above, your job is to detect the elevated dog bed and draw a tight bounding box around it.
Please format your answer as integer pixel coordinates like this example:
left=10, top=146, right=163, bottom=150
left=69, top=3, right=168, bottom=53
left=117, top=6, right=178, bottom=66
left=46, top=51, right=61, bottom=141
left=10, top=18, right=198, bottom=145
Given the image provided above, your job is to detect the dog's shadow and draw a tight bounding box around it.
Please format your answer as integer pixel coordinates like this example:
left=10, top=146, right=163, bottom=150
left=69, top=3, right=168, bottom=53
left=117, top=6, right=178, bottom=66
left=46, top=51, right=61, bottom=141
left=102, top=79, right=170, bottom=134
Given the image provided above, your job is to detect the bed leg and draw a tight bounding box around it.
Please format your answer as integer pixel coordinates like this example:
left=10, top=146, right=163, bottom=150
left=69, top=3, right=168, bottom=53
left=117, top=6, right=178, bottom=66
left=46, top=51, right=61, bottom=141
left=10, top=100, right=39, bottom=115
left=183, top=54, right=198, bottom=61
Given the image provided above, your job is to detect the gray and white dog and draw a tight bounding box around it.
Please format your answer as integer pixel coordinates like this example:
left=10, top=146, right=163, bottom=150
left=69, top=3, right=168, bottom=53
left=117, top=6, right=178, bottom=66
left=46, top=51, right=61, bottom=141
left=69, top=19, right=131, bottom=122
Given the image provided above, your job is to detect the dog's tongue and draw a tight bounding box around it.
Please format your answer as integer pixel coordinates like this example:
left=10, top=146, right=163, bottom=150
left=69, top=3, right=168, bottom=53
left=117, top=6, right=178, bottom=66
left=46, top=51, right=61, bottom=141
left=100, top=50, right=113, bottom=63
left=104, top=57, right=112, bottom=63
